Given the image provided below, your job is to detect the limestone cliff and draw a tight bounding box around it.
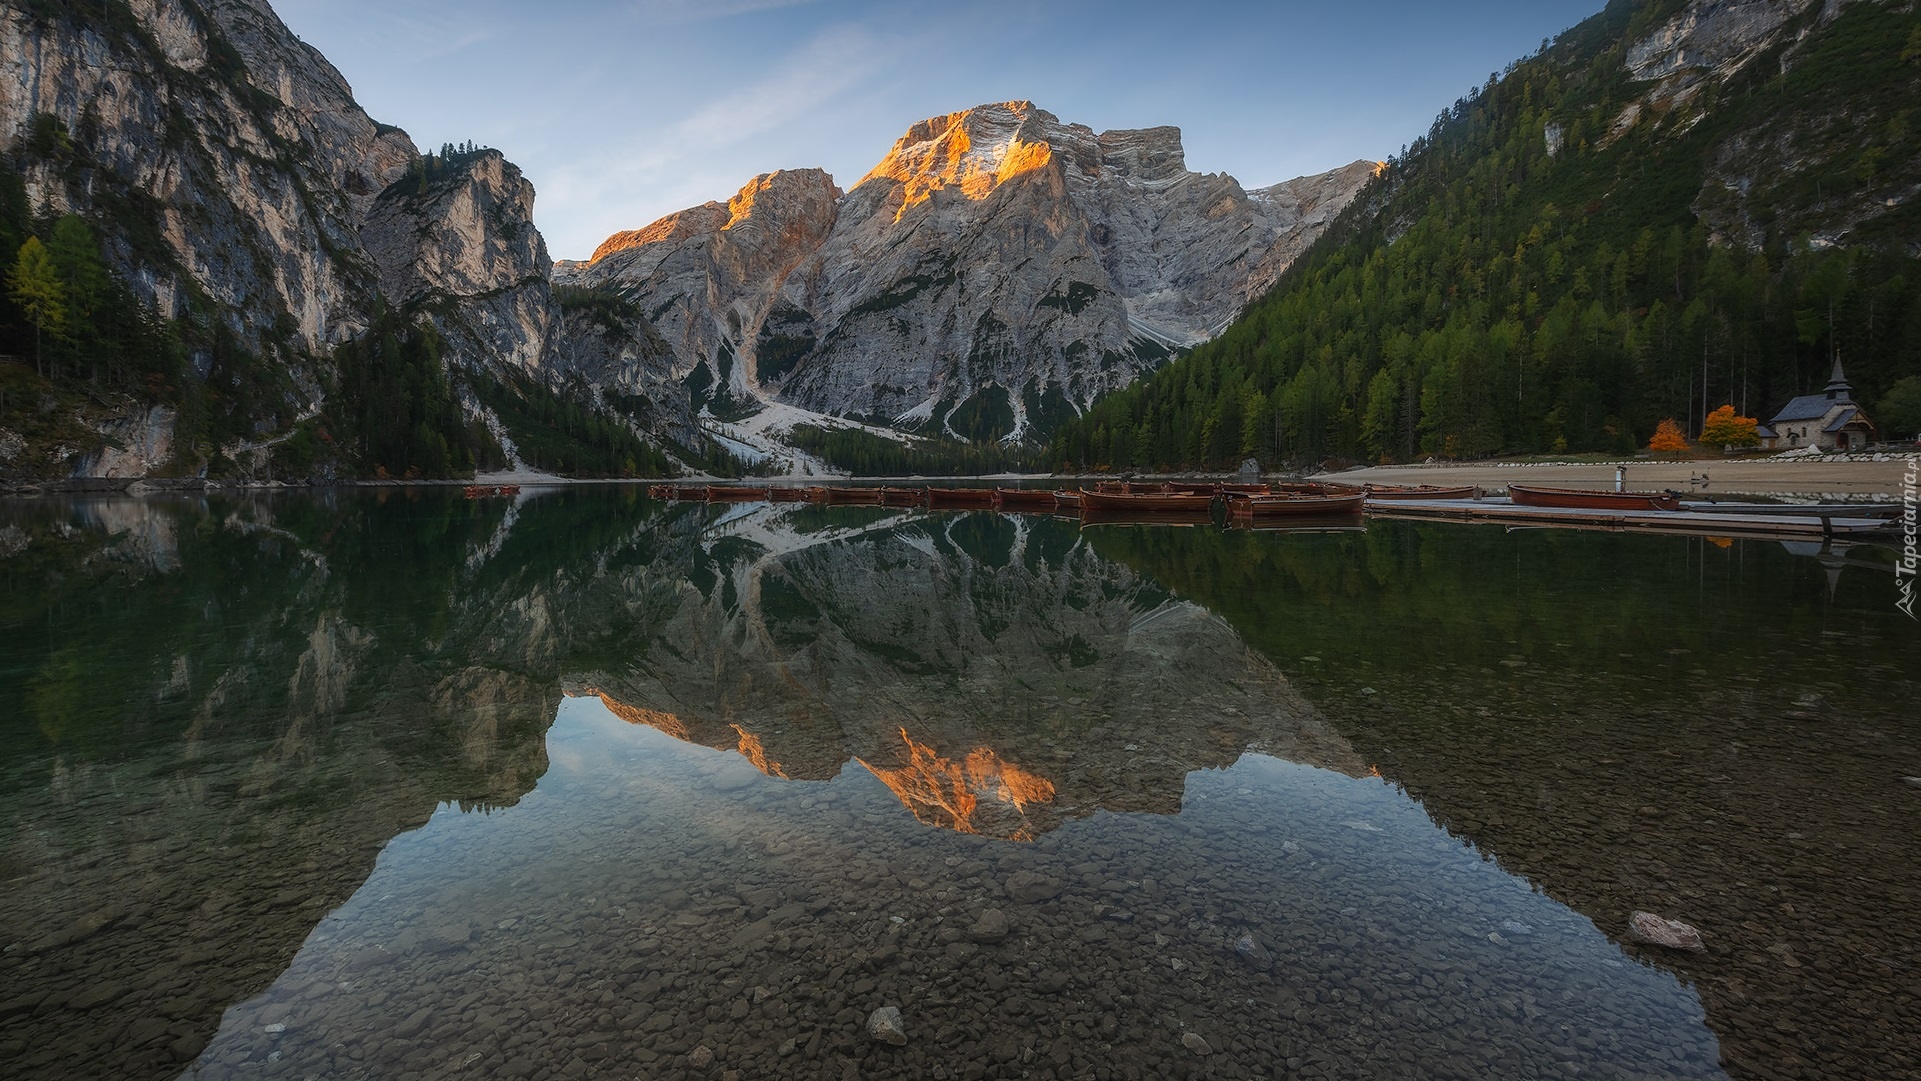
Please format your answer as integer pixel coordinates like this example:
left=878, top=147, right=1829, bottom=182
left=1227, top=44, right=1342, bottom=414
left=0, top=0, right=689, bottom=480
left=562, top=102, right=1376, bottom=440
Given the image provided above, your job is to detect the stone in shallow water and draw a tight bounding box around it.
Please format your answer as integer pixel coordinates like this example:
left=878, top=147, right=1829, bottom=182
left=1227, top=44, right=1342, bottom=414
left=866, top=1005, right=908, bottom=1046
left=1625, top=910, right=1706, bottom=952
left=1234, top=932, right=1274, bottom=971
left=968, top=908, right=1010, bottom=943
left=1004, top=871, right=1063, bottom=903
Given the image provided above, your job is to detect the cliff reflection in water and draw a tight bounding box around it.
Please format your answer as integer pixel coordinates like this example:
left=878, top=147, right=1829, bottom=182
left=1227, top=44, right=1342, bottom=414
left=0, top=490, right=1360, bottom=1080
left=570, top=500, right=1367, bottom=839
left=3, top=489, right=1910, bottom=1081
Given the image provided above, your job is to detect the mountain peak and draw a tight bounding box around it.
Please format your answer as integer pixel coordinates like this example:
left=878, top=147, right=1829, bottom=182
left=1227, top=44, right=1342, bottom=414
left=856, top=101, right=1066, bottom=212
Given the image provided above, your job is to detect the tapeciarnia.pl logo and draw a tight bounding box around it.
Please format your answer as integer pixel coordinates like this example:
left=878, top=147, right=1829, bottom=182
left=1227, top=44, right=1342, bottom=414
left=1900, top=455, right=1917, bottom=620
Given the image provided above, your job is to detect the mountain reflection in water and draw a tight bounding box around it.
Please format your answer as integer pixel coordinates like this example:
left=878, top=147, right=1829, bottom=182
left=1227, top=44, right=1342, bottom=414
left=0, top=489, right=1913, bottom=1081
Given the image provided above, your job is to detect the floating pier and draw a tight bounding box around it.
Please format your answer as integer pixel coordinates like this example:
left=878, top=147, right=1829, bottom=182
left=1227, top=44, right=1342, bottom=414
left=1365, top=496, right=1892, bottom=539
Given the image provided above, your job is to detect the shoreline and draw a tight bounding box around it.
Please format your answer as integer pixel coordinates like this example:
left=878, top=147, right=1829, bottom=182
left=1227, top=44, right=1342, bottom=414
left=3, top=454, right=1914, bottom=499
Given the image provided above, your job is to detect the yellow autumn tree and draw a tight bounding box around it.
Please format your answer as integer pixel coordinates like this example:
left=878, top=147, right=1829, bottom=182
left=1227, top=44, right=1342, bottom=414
left=1647, top=418, right=1689, bottom=452
left=1699, top=404, right=1760, bottom=449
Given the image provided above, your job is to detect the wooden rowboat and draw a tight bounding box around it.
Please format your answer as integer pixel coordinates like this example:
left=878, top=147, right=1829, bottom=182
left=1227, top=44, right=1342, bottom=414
left=1363, top=484, right=1481, bottom=500
left=1080, top=489, right=1216, bottom=514
left=1054, top=490, right=1084, bottom=509
left=825, top=486, right=884, bottom=504
left=1227, top=492, right=1365, bottom=518
left=1507, top=484, right=1682, bottom=512
left=925, top=487, right=998, bottom=509
left=880, top=486, right=923, bottom=506
left=803, top=486, right=830, bottom=503
left=995, top=488, right=1060, bottom=509
left=768, top=487, right=807, bottom=502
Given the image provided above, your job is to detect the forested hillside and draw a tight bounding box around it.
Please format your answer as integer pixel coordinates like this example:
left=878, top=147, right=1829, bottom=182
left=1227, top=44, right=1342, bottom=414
left=1051, top=0, right=1921, bottom=470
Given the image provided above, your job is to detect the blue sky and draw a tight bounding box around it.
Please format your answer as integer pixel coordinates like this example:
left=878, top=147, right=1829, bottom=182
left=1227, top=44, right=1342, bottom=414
left=275, top=0, right=1603, bottom=259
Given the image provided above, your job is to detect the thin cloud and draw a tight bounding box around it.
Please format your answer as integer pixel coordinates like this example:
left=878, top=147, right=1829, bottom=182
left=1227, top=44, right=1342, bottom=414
left=671, top=24, right=899, bottom=149
left=628, top=0, right=823, bottom=25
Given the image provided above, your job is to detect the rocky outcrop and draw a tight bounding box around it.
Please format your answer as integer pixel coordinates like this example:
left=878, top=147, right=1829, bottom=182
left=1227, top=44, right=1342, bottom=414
left=1, top=0, right=692, bottom=477
left=0, top=0, right=414, bottom=355
left=361, top=150, right=556, bottom=373
left=1612, top=0, right=1906, bottom=249
left=563, top=102, right=1376, bottom=440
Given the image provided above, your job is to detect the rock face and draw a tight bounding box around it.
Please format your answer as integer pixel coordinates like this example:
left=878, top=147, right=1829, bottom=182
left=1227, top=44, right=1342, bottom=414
left=0, top=0, right=410, bottom=357
left=361, top=150, right=555, bottom=374
left=0, top=0, right=687, bottom=473
left=1612, top=0, right=1903, bottom=249
left=563, top=102, right=1376, bottom=440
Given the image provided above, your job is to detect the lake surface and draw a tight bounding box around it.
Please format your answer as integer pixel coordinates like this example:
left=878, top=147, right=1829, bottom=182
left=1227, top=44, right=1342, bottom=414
left=1, top=489, right=1916, bottom=1081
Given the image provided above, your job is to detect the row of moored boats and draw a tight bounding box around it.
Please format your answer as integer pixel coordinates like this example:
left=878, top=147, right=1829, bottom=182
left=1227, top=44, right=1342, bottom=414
left=646, top=480, right=1494, bottom=519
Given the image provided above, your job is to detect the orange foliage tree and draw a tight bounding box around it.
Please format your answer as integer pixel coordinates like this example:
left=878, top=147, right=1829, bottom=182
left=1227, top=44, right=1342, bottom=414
left=1647, top=418, right=1689, bottom=452
left=1699, top=404, right=1761, bottom=449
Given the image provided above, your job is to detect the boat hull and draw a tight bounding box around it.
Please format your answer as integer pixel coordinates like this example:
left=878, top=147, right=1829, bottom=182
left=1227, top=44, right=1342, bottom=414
left=995, top=489, right=1060, bottom=509
left=825, top=487, right=884, bottom=505
left=1080, top=490, right=1216, bottom=514
left=1508, top=484, right=1681, bottom=511
left=705, top=487, right=770, bottom=502
left=1227, top=493, right=1366, bottom=518
left=926, top=488, right=998, bottom=509
left=1363, top=484, right=1480, bottom=500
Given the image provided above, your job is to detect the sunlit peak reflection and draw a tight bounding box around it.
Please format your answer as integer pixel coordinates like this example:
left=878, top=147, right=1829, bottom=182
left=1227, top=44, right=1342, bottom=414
left=857, top=728, right=1058, bottom=841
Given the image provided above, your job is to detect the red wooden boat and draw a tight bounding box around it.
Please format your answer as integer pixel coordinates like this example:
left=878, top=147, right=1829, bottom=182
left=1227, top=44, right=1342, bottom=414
left=1220, top=482, right=1271, bottom=494
left=925, top=487, right=997, bottom=509
left=1162, top=482, right=1222, bottom=496
left=1507, top=484, right=1682, bottom=512
left=1363, top=484, right=1481, bottom=500
left=1080, top=489, right=1216, bottom=514
left=705, top=486, right=771, bottom=502
left=462, top=484, right=521, bottom=499
left=1054, top=490, right=1084, bottom=509
left=768, top=487, right=807, bottom=502
left=803, top=486, right=830, bottom=503
left=880, top=486, right=924, bottom=506
left=825, top=486, right=884, bottom=505
left=1227, top=492, right=1365, bottom=518
left=995, top=488, right=1060, bottom=509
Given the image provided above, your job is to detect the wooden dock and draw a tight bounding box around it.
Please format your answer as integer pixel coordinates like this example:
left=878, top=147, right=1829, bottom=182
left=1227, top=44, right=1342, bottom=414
left=1364, top=497, right=1892, bottom=539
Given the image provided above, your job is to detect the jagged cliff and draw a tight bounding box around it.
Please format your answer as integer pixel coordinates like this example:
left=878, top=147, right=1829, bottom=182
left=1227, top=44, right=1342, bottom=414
left=561, top=102, right=1376, bottom=441
left=0, top=0, right=687, bottom=482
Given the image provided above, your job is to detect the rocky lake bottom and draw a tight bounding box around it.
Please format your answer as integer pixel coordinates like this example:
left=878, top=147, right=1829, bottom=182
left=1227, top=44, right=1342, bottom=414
left=0, top=489, right=1915, bottom=1081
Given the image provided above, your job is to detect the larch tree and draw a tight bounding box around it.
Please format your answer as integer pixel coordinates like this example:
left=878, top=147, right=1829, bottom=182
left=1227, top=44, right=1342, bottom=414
left=1647, top=418, right=1689, bottom=452
left=1699, top=404, right=1760, bottom=449
left=8, top=237, right=66, bottom=377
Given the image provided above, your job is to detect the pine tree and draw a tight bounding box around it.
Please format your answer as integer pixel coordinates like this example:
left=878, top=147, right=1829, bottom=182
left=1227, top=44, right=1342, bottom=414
left=8, top=237, right=66, bottom=378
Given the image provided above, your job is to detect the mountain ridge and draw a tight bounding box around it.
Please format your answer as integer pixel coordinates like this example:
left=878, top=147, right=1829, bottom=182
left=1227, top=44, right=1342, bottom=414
left=559, top=100, right=1377, bottom=445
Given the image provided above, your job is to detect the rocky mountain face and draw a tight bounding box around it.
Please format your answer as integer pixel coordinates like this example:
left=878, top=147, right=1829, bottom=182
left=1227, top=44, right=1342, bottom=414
left=561, top=102, right=1376, bottom=441
left=0, top=0, right=687, bottom=480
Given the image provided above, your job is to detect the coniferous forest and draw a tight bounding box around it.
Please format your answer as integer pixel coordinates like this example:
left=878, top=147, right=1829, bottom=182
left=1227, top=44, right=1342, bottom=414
left=1050, top=0, right=1921, bottom=470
